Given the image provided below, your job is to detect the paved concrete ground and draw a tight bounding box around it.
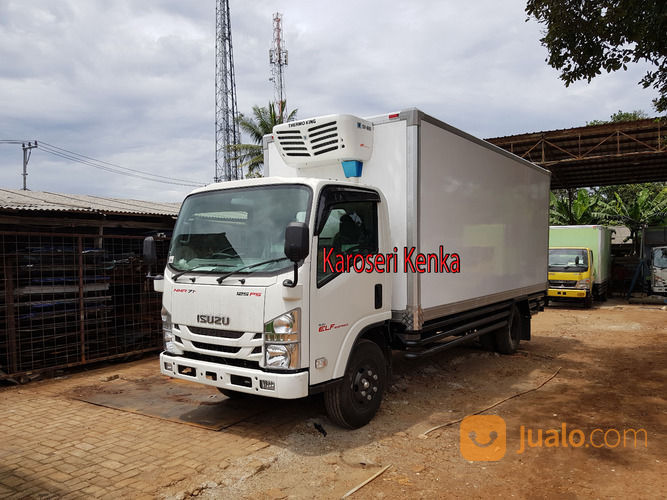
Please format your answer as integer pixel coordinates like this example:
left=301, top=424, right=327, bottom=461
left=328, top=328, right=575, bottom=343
left=1, top=302, right=665, bottom=499
left=0, top=359, right=273, bottom=499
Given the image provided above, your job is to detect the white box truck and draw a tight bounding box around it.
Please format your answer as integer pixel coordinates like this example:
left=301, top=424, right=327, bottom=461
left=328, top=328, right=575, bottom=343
left=147, top=109, right=550, bottom=428
left=644, top=227, right=667, bottom=295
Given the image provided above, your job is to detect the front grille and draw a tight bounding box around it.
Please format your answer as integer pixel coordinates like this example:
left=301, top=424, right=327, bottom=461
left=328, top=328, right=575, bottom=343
left=191, top=341, right=240, bottom=354
left=181, top=350, right=260, bottom=370
left=186, top=326, right=245, bottom=339
left=549, top=280, right=577, bottom=288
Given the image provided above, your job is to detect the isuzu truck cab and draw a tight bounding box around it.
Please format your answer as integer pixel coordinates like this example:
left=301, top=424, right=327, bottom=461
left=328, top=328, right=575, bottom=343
left=148, top=109, right=549, bottom=428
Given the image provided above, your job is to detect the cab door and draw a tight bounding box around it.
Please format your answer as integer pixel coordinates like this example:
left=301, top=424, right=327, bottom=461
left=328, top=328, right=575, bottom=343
left=309, top=186, right=385, bottom=386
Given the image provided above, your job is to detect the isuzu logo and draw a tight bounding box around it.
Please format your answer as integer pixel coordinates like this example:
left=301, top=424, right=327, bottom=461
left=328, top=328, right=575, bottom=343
left=196, top=314, right=230, bottom=326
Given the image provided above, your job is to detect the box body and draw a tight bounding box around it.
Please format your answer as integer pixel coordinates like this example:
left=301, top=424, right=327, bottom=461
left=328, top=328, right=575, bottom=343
left=266, top=109, right=550, bottom=329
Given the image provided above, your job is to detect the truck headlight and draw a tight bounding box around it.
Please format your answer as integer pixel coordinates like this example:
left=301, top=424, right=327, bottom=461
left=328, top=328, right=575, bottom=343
left=162, top=306, right=172, bottom=335
left=575, top=279, right=590, bottom=289
left=265, top=344, right=299, bottom=369
left=264, top=309, right=300, bottom=369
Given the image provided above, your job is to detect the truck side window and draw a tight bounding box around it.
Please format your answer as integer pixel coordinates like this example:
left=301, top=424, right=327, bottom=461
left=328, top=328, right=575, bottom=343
left=317, top=201, right=378, bottom=287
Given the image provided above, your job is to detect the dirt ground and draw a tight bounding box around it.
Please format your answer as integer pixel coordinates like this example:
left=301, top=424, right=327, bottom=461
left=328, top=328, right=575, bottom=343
left=2, top=299, right=665, bottom=499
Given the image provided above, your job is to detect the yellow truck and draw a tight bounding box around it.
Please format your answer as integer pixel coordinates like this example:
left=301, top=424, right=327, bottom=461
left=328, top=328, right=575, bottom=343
left=548, top=226, right=612, bottom=308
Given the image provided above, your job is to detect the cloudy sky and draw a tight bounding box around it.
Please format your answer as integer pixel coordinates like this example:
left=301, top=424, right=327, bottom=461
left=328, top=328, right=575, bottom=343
left=0, top=0, right=658, bottom=201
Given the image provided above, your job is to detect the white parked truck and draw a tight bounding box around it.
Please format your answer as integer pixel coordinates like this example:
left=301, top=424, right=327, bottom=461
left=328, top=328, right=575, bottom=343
left=645, top=227, right=667, bottom=295
left=147, top=109, right=550, bottom=428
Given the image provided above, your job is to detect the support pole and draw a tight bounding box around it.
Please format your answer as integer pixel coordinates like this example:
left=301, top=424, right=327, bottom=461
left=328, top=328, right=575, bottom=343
left=21, top=141, right=38, bottom=191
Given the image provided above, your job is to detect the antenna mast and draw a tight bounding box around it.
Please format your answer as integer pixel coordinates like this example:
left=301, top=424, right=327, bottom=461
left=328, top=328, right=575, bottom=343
left=215, top=0, right=241, bottom=181
left=269, top=12, right=288, bottom=119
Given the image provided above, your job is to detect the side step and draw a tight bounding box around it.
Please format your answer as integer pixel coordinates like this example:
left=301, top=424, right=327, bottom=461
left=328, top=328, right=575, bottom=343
left=401, top=303, right=513, bottom=359
left=403, top=319, right=508, bottom=359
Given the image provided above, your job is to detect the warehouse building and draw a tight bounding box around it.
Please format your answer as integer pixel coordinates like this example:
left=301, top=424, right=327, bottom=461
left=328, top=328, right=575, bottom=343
left=0, top=189, right=178, bottom=381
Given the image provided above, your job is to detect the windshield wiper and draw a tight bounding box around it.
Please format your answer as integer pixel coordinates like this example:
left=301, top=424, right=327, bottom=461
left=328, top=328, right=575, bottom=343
left=216, top=257, right=289, bottom=284
left=172, top=264, right=228, bottom=281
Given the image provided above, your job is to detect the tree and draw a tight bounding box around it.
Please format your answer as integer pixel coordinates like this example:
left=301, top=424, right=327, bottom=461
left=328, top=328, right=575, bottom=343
left=594, top=182, right=666, bottom=206
left=596, top=187, right=667, bottom=254
left=230, top=100, right=297, bottom=177
left=550, top=188, right=602, bottom=225
left=525, top=0, right=667, bottom=112
left=586, top=109, right=649, bottom=126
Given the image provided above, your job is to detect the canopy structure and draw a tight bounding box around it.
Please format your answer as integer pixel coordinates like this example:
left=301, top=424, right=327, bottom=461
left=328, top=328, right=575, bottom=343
left=486, top=118, right=667, bottom=189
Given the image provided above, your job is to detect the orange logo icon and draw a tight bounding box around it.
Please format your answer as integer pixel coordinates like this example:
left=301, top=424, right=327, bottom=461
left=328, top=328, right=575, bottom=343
left=460, top=415, right=507, bottom=461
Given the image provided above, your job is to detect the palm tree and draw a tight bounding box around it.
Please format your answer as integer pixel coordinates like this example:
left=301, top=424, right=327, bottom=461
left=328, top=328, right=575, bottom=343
left=596, top=188, right=667, bottom=254
left=549, top=189, right=601, bottom=225
left=230, top=100, right=297, bottom=177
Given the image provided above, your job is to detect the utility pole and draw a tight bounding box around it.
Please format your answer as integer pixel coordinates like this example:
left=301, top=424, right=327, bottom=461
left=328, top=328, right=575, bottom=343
left=215, top=0, right=241, bottom=182
left=22, top=141, right=38, bottom=190
left=269, top=12, right=288, bottom=120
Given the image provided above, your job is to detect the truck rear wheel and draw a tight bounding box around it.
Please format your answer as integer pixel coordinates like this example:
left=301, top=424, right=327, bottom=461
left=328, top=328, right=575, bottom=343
left=324, top=339, right=386, bottom=429
left=495, top=307, right=521, bottom=354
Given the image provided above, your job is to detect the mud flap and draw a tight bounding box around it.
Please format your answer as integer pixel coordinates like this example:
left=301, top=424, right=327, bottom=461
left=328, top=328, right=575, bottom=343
left=516, top=299, right=531, bottom=341
left=520, top=315, right=531, bottom=341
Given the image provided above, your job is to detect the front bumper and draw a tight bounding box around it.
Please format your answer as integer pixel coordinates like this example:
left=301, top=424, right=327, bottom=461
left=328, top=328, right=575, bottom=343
left=548, top=288, right=588, bottom=299
left=160, top=352, right=309, bottom=399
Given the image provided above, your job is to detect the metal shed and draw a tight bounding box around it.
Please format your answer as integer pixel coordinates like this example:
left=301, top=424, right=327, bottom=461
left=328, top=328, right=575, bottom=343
left=0, top=189, right=179, bottom=380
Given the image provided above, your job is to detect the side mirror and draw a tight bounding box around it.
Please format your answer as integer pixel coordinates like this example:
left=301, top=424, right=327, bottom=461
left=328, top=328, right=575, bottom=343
left=284, top=222, right=309, bottom=262
left=143, top=236, right=157, bottom=268
left=283, top=222, right=309, bottom=287
left=143, top=236, right=163, bottom=285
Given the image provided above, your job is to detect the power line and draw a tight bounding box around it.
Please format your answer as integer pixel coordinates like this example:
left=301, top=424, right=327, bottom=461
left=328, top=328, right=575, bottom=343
left=38, top=145, right=204, bottom=187
left=38, top=141, right=203, bottom=185
left=2, top=139, right=206, bottom=188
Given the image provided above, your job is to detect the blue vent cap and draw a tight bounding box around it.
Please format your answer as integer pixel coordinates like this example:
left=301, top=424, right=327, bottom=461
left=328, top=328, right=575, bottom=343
left=341, top=160, right=363, bottom=178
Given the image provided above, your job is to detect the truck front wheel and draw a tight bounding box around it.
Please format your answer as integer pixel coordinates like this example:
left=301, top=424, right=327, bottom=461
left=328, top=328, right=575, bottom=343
left=324, top=339, right=386, bottom=429
left=584, top=293, right=593, bottom=309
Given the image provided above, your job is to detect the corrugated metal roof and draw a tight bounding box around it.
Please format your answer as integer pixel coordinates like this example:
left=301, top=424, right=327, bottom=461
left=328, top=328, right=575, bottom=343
left=0, top=189, right=181, bottom=216
left=485, top=118, right=667, bottom=189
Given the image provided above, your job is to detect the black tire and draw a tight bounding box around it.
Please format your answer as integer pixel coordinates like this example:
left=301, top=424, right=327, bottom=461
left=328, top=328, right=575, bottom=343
left=495, top=307, right=522, bottom=354
left=584, top=293, right=593, bottom=309
left=217, top=388, right=249, bottom=399
left=600, top=288, right=608, bottom=302
left=324, top=339, right=386, bottom=429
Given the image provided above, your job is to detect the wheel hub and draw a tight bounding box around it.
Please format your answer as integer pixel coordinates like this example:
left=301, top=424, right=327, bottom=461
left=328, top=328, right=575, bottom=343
left=353, top=367, right=379, bottom=404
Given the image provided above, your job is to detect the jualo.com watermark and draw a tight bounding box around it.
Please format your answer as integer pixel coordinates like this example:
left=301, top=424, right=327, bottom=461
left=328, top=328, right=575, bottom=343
left=460, top=415, right=648, bottom=462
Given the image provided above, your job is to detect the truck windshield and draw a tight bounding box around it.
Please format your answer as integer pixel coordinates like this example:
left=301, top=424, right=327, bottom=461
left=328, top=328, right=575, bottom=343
left=548, top=249, right=588, bottom=272
left=169, top=185, right=312, bottom=275
left=653, top=248, right=667, bottom=269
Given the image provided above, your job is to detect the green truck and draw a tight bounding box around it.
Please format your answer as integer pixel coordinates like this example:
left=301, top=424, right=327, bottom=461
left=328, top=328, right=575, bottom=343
left=548, top=225, right=612, bottom=307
